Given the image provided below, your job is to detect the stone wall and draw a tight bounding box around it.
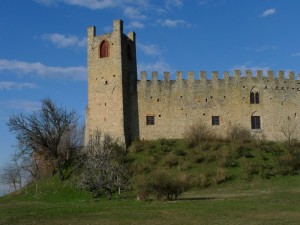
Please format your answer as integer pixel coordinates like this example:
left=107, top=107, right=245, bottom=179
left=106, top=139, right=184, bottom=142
left=85, top=20, right=300, bottom=145
left=137, top=70, right=300, bottom=141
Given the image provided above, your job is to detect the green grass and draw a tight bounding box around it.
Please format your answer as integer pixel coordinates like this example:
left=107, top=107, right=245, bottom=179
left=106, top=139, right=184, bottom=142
left=0, top=176, right=299, bottom=225
left=1, top=139, right=299, bottom=225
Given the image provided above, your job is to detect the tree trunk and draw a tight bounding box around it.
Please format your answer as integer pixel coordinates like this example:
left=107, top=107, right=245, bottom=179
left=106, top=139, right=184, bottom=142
left=56, top=160, right=64, bottom=181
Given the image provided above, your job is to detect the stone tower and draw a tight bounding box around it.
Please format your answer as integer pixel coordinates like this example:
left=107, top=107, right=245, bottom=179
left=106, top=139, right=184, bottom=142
left=85, top=19, right=139, bottom=145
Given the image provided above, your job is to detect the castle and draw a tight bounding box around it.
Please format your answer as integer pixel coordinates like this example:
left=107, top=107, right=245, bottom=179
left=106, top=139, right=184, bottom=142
left=85, top=19, right=300, bottom=145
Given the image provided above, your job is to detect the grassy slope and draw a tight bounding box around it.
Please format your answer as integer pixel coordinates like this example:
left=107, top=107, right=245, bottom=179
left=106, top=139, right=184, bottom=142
left=0, top=176, right=299, bottom=225
left=0, top=139, right=299, bottom=225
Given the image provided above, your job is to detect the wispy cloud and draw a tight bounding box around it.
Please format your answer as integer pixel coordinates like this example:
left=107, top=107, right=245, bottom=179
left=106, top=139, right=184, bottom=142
left=260, top=8, right=276, bottom=17
left=292, top=52, right=300, bottom=57
left=0, top=59, right=87, bottom=80
left=42, top=33, right=87, bottom=48
left=231, top=63, right=270, bottom=75
left=0, top=100, right=40, bottom=112
left=34, top=0, right=120, bottom=10
left=245, top=45, right=278, bottom=52
left=123, top=6, right=146, bottom=19
left=33, top=0, right=57, bottom=6
left=0, top=82, right=37, bottom=90
left=137, top=43, right=162, bottom=56
left=166, top=0, right=183, bottom=8
left=127, top=21, right=145, bottom=29
left=197, top=0, right=227, bottom=7
left=138, top=60, right=171, bottom=73
left=157, top=19, right=192, bottom=28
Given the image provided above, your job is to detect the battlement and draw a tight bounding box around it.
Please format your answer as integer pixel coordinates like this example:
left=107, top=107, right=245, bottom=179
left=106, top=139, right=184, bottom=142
left=139, top=70, right=300, bottom=82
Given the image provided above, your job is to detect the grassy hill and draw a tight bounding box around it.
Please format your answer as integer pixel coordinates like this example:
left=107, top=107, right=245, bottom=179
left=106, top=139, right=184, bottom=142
left=0, top=138, right=299, bottom=225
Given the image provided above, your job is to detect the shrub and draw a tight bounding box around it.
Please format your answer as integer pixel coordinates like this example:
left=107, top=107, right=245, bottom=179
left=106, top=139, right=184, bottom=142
left=163, top=153, right=179, bottom=168
left=173, top=148, right=187, bottom=156
left=77, top=134, right=128, bottom=199
left=185, top=122, right=212, bottom=147
left=212, top=168, right=229, bottom=185
left=222, top=151, right=239, bottom=168
left=130, top=160, right=152, bottom=175
left=278, top=153, right=300, bottom=175
left=237, top=146, right=255, bottom=158
left=129, top=140, right=145, bottom=153
left=242, top=162, right=260, bottom=180
left=227, top=125, right=252, bottom=144
left=198, top=173, right=209, bottom=187
left=136, top=170, right=190, bottom=201
left=260, top=165, right=275, bottom=179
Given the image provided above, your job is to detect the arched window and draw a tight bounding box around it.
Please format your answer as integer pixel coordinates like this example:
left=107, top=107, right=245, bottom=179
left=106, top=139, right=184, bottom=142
left=250, top=87, right=259, bottom=104
left=127, top=44, right=132, bottom=62
left=251, top=112, right=261, bottom=129
left=100, top=40, right=109, bottom=58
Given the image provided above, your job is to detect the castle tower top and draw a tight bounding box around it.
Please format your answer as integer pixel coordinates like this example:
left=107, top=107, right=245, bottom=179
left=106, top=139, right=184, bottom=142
left=113, top=19, right=123, bottom=34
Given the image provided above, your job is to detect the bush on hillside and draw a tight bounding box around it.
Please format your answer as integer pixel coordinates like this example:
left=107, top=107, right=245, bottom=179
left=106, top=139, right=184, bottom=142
left=227, top=124, right=252, bottom=144
left=136, top=170, right=190, bottom=201
left=184, top=122, right=213, bottom=147
left=76, top=132, right=128, bottom=199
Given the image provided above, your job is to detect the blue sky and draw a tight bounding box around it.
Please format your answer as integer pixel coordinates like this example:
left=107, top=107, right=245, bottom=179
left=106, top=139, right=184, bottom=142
left=1, top=0, right=300, bottom=190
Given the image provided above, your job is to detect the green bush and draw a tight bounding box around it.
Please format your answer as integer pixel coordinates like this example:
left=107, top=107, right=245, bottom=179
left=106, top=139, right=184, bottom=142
left=184, top=122, right=213, bottom=147
left=163, top=153, right=179, bottom=168
left=227, top=125, right=252, bottom=144
left=242, top=162, right=260, bottom=180
left=212, top=168, right=230, bottom=185
left=278, top=154, right=300, bottom=175
left=136, top=170, right=190, bottom=201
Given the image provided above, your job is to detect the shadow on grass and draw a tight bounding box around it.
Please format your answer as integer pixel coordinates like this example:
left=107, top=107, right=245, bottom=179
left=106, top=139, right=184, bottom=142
left=177, top=197, right=217, bottom=201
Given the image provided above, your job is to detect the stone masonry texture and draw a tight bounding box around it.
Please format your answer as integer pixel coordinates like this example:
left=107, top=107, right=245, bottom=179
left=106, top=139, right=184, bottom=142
left=85, top=20, right=300, bottom=145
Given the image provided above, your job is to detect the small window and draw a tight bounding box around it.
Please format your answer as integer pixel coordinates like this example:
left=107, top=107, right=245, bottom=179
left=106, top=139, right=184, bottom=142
left=146, top=115, right=155, bottom=125
left=212, top=116, right=220, bottom=126
left=251, top=116, right=261, bottom=129
left=100, top=40, right=109, bottom=58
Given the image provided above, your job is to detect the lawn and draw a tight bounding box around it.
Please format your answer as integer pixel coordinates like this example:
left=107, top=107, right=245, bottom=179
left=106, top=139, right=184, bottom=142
left=1, top=176, right=299, bottom=225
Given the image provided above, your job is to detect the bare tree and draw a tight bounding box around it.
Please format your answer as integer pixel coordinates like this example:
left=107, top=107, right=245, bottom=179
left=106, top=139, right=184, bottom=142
left=7, top=97, right=78, bottom=181
left=280, top=115, right=298, bottom=151
left=77, top=131, right=128, bottom=199
left=0, top=159, right=23, bottom=191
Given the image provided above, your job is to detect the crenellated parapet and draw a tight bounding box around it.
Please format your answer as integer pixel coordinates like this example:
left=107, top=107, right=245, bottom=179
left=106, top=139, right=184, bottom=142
left=139, top=70, right=300, bottom=82
left=138, top=70, right=300, bottom=98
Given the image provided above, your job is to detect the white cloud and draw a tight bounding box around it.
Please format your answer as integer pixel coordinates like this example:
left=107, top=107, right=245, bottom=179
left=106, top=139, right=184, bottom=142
left=0, top=100, right=40, bottom=112
left=231, top=63, right=270, bottom=75
left=127, top=21, right=145, bottom=29
left=138, top=60, right=171, bottom=73
left=0, top=59, right=87, bottom=80
left=34, top=0, right=121, bottom=9
left=166, top=0, right=183, bottom=8
left=197, top=0, right=227, bottom=7
left=0, top=82, right=37, bottom=90
left=33, top=0, right=57, bottom=6
left=34, top=0, right=151, bottom=10
left=157, top=19, right=192, bottom=28
left=260, top=8, right=276, bottom=17
left=42, top=33, right=87, bottom=48
left=245, top=45, right=278, bottom=52
left=138, top=43, right=162, bottom=56
left=198, top=0, right=207, bottom=6
left=123, top=6, right=146, bottom=19
left=292, top=52, right=300, bottom=57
